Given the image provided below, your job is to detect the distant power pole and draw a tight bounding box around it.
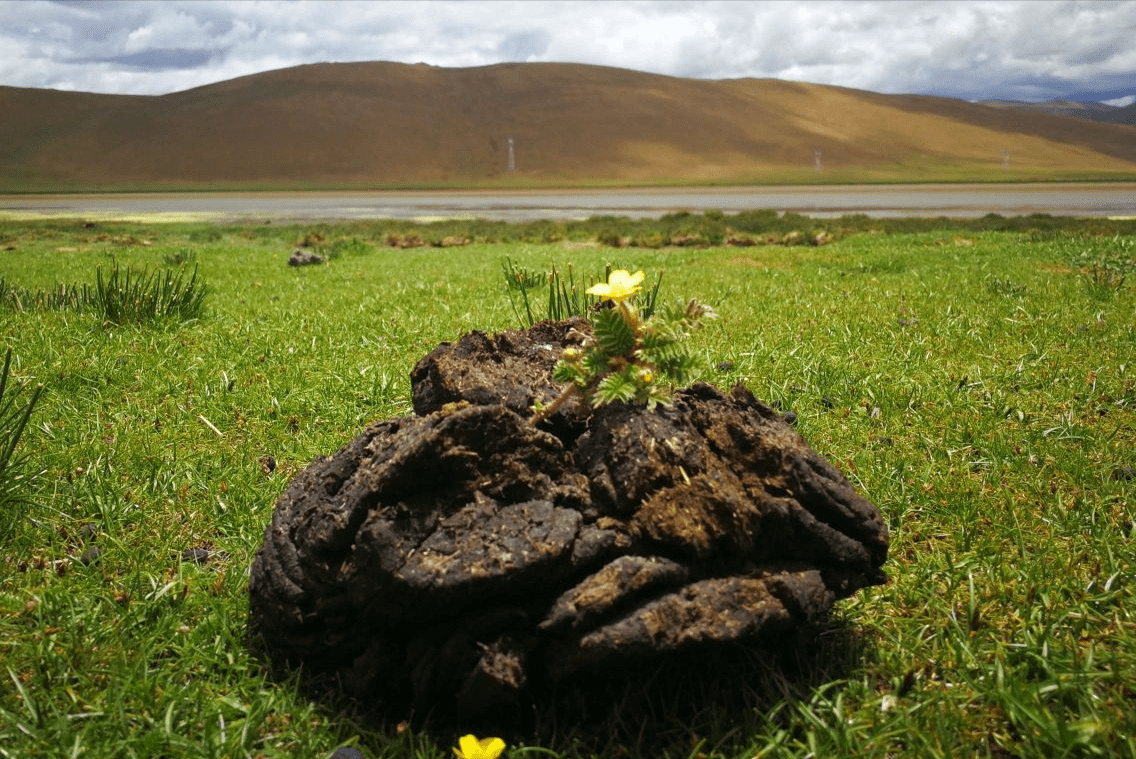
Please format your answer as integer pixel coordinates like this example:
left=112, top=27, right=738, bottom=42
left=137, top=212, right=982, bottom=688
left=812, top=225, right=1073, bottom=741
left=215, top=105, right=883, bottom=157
left=814, top=149, right=823, bottom=173
left=507, top=137, right=516, bottom=172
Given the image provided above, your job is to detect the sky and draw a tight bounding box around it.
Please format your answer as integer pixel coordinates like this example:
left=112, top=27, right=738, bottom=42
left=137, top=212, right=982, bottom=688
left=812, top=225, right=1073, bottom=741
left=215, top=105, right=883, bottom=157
left=2, top=0, right=1134, bottom=106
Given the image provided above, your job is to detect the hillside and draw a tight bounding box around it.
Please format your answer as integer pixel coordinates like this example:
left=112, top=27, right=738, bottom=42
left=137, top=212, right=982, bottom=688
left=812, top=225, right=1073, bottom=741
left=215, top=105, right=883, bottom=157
left=2, top=61, right=1135, bottom=191
left=979, top=98, right=1136, bottom=125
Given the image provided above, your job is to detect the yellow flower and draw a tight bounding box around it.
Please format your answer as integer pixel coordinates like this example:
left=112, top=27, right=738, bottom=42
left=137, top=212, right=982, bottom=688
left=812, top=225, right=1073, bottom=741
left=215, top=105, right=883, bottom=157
left=453, top=735, right=506, bottom=759
left=587, top=269, right=645, bottom=303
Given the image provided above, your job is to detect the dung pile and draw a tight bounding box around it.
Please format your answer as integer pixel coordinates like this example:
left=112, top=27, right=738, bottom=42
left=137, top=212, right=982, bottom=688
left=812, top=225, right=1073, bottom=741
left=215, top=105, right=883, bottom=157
left=248, top=319, right=888, bottom=722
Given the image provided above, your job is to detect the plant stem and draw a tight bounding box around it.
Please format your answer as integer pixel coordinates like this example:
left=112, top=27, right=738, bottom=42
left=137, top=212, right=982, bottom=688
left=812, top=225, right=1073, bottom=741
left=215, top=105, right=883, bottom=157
left=528, top=383, right=582, bottom=426
left=618, top=300, right=641, bottom=332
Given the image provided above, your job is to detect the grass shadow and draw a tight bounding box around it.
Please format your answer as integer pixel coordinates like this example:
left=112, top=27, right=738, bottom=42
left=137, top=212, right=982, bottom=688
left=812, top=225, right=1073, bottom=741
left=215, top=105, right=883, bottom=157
left=263, top=618, right=872, bottom=758
left=524, top=620, right=871, bottom=757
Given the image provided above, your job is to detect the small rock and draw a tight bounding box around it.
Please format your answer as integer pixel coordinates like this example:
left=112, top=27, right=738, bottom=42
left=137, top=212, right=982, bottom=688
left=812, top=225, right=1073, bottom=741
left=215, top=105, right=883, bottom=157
left=288, top=248, right=324, bottom=266
left=331, top=750, right=365, bottom=759
left=181, top=547, right=212, bottom=564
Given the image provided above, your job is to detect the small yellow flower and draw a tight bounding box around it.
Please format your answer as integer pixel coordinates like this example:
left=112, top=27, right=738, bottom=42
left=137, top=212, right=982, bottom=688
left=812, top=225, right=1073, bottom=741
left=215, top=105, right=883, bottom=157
left=587, top=269, right=645, bottom=303
left=637, top=367, right=654, bottom=384
left=453, top=735, right=506, bottom=759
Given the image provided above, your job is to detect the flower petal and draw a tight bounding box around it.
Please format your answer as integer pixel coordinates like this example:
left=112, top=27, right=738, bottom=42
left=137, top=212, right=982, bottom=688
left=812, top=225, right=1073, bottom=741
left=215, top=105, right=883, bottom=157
left=455, top=734, right=480, bottom=759
left=587, top=269, right=646, bottom=302
left=454, top=735, right=506, bottom=759
left=478, top=737, right=506, bottom=759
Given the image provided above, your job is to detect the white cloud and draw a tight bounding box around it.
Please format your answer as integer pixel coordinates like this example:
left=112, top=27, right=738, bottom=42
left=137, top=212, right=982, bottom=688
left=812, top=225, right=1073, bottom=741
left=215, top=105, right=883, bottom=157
left=121, top=9, right=208, bottom=52
left=1102, top=95, right=1135, bottom=108
left=0, top=0, right=1133, bottom=103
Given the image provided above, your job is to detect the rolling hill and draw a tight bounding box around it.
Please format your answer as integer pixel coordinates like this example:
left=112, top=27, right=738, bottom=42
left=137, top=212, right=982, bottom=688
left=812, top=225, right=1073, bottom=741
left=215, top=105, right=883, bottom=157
left=978, top=98, right=1136, bottom=125
left=2, top=61, right=1135, bottom=191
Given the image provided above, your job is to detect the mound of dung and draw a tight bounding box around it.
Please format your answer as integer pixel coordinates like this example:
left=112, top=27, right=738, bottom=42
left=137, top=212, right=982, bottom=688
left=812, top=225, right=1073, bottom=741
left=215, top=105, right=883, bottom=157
left=248, top=320, right=888, bottom=723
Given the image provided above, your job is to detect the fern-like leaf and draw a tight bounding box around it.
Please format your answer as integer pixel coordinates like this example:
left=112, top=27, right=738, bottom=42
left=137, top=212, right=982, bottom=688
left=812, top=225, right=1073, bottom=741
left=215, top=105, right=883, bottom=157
left=552, top=361, right=587, bottom=386
left=582, top=347, right=611, bottom=377
left=593, top=307, right=637, bottom=356
left=593, top=371, right=639, bottom=405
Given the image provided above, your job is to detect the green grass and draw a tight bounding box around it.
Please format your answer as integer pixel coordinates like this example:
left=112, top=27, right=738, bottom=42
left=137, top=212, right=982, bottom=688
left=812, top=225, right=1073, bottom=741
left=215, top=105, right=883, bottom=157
left=0, top=348, right=44, bottom=542
left=4, top=165, right=1136, bottom=194
left=1, top=261, right=207, bottom=325
left=0, top=216, right=1133, bottom=758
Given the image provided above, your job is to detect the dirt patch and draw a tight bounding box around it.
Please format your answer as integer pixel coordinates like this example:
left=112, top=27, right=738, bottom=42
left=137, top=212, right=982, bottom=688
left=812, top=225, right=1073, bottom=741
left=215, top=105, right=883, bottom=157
left=722, top=255, right=793, bottom=269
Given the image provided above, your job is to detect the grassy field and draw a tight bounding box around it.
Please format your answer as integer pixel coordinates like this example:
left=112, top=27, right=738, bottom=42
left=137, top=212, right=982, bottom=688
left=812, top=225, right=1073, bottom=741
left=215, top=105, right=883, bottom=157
left=0, top=215, right=1134, bottom=758
left=6, top=164, right=1136, bottom=194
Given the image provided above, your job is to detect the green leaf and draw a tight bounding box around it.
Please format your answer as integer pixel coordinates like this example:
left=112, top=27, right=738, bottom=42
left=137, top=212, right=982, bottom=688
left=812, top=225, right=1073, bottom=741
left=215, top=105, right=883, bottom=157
left=640, top=321, right=681, bottom=347
left=583, top=346, right=611, bottom=377
left=593, top=371, right=639, bottom=405
left=643, top=383, right=673, bottom=410
left=552, top=360, right=586, bottom=385
left=593, top=306, right=636, bottom=356
left=654, top=353, right=702, bottom=384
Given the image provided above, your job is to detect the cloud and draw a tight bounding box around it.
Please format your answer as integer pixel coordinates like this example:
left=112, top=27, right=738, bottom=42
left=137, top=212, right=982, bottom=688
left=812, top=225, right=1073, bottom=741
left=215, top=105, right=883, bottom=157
left=79, top=48, right=217, bottom=70
left=1, top=0, right=1134, bottom=104
left=119, top=8, right=215, bottom=53
left=1103, top=95, right=1136, bottom=108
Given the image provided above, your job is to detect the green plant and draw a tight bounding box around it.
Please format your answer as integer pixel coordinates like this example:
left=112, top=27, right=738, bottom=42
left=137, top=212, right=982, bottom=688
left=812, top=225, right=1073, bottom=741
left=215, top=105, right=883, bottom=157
left=1082, top=261, right=1127, bottom=292
left=84, top=262, right=208, bottom=324
left=1, top=263, right=207, bottom=324
left=530, top=270, right=715, bottom=424
left=324, top=237, right=371, bottom=258
left=501, top=257, right=550, bottom=326
left=502, top=257, right=663, bottom=327
left=1062, top=233, right=1134, bottom=295
left=0, top=348, right=43, bottom=540
left=0, top=279, right=84, bottom=312
left=162, top=248, right=198, bottom=267
left=986, top=275, right=1027, bottom=297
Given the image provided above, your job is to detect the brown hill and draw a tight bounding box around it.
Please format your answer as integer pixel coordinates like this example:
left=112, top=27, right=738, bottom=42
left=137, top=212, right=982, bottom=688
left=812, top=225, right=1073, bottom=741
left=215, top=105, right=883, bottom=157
left=979, top=98, right=1136, bottom=125
left=2, top=61, right=1135, bottom=191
